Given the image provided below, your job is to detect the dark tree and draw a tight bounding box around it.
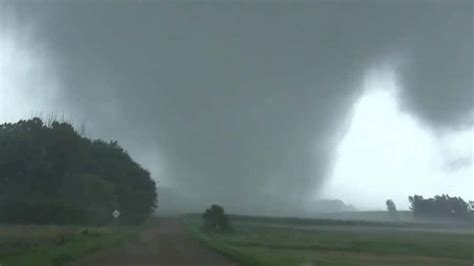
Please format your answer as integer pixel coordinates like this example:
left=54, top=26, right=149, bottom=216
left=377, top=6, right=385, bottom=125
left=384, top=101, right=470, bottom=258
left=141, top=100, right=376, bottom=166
left=202, top=204, right=231, bottom=232
left=386, top=199, right=397, bottom=219
left=0, top=118, right=157, bottom=225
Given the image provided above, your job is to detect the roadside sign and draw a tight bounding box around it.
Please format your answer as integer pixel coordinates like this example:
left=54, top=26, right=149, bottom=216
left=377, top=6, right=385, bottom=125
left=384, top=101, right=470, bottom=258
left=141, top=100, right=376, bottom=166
left=113, top=210, right=120, bottom=227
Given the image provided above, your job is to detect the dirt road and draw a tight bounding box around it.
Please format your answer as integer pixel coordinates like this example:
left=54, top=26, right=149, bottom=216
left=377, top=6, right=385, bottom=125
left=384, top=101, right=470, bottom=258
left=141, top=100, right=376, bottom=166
left=68, top=218, right=239, bottom=266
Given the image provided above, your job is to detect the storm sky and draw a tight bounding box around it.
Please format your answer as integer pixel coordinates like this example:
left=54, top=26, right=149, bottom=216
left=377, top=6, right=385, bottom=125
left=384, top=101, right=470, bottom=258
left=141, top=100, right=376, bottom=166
left=1, top=1, right=472, bottom=213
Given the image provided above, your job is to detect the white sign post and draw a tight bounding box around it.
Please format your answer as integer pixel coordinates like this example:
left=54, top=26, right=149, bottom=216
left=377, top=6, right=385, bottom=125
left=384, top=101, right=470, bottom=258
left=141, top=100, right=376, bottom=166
left=112, top=210, right=120, bottom=227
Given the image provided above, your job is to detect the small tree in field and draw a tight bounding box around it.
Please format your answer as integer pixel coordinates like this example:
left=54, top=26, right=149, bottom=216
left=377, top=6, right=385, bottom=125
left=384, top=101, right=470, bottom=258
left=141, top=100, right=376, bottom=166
left=202, top=204, right=231, bottom=232
left=386, top=199, right=397, bottom=219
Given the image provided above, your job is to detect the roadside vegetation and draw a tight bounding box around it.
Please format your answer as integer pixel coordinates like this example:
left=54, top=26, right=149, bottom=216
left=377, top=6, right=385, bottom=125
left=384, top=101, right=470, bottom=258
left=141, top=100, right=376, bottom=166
left=0, top=118, right=157, bottom=265
left=0, top=118, right=157, bottom=225
left=0, top=224, right=138, bottom=266
left=182, top=214, right=474, bottom=266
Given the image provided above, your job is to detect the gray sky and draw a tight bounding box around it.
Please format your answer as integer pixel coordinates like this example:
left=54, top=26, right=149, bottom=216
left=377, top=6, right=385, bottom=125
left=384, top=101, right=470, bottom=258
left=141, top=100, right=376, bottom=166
left=0, top=1, right=472, bottom=213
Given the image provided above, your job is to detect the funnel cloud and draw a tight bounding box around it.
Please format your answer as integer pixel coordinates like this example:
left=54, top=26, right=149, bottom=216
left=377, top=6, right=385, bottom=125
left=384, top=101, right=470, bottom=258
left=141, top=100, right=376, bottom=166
left=1, top=1, right=472, bottom=214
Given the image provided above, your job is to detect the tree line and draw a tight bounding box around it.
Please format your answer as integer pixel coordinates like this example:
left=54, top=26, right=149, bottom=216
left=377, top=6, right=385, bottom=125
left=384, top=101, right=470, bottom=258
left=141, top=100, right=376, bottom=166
left=0, top=118, right=157, bottom=225
left=409, top=194, right=471, bottom=221
left=387, top=194, right=472, bottom=221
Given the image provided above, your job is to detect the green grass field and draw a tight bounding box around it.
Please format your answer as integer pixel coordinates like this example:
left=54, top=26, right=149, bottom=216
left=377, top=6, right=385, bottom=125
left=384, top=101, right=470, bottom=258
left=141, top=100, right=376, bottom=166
left=0, top=224, right=138, bottom=266
left=182, top=215, right=474, bottom=266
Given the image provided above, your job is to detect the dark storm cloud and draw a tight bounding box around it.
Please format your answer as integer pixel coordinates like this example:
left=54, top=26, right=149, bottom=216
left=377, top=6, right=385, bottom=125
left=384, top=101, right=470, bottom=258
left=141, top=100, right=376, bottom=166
left=2, top=1, right=472, bottom=214
left=398, top=4, right=473, bottom=129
